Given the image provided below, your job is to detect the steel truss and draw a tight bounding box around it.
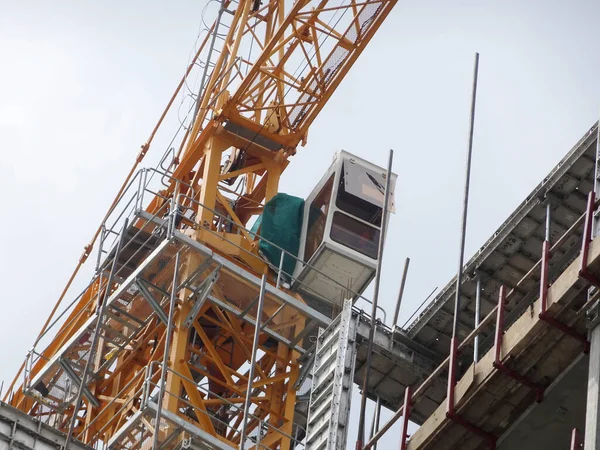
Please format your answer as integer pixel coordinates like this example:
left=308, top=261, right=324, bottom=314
left=4, top=0, right=403, bottom=448
left=14, top=169, right=334, bottom=449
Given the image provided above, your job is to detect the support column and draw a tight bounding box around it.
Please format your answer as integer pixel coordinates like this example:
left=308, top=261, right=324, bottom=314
left=593, top=121, right=600, bottom=239
left=198, top=137, right=228, bottom=227
left=584, top=120, right=600, bottom=449
left=474, top=274, right=481, bottom=363
left=586, top=303, right=600, bottom=450
left=163, top=254, right=193, bottom=414
left=262, top=158, right=283, bottom=202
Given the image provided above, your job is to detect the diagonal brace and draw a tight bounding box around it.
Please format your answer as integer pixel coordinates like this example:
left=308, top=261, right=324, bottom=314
left=136, top=278, right=169, bottom=325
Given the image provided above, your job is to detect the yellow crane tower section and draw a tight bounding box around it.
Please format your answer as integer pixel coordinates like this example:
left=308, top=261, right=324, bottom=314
left=4, top=0, right=397, bottom=448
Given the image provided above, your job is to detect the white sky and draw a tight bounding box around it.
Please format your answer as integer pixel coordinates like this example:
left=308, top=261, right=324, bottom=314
left=2, top=0, right=600, bottom=448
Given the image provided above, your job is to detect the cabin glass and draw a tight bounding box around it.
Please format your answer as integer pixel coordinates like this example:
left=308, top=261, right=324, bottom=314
left=304, top=175, right=334, bottom=261
left=330, top=212, right=380, bottom=259
left=336, top=162, right=383, bottom=226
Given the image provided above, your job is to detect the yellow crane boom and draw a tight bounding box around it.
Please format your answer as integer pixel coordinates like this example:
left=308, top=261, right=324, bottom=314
left=5, top=0, right=397, bottom=448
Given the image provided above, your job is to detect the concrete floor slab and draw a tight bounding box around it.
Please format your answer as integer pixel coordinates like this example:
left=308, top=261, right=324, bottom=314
left=498, top=355, right=588, bottom=450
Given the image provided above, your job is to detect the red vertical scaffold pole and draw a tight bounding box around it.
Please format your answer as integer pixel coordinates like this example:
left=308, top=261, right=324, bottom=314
left=493, top=286, right=544, bottom=402
left=538, top=195, right=590, bottom=352
left=400, top=386, right=412, bottom=450
left=570, top=428, right=581, bottom=450
left=445, top=336, right=497, bottom=449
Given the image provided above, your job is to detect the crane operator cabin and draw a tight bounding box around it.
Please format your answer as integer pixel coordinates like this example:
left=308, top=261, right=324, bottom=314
left=253, top=150, right=397, bottom=318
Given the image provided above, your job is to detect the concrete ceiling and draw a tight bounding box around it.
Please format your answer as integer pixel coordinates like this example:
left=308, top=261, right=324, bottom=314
left=498, top=354, right=588, bottom=450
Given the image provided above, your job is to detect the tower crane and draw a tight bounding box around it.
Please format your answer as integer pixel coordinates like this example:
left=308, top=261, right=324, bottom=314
left=4, top=0, right=398, bottom=448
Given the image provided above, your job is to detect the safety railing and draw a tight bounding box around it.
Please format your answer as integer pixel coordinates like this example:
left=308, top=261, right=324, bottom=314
left=364, top=192, right=600, bottom=450
left=174, top=188, right=388, bottom=323
left=96, top=167, right=195, bottom=267
left=17, top=164, right=393, bottom=442
left=23, top=169, right=180, bottom=371
left=22, top=198, right=175, bottom=394
left=33, top=163, right=388, bottom=359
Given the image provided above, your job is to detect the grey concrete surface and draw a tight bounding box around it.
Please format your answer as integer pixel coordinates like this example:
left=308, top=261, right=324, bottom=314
left=498, top=355, right=588, bottom=450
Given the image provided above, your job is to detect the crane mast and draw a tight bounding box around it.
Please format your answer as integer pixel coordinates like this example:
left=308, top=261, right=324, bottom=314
left=5, top=0, right=397, bottom=448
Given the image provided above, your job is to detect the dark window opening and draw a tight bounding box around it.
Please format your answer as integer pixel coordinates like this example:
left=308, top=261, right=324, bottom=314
left=304, top=175, right=334, bottom=261
left=330, top=211, right=380, bottom=259
left=336, top=165, right=383, bottom=226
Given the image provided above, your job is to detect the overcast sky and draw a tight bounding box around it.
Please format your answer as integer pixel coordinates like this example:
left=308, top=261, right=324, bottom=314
left=2, top=0, right=600, bottom=448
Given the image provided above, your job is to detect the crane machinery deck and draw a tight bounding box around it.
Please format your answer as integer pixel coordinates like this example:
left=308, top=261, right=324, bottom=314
left=5, top=2, right=600, bottom=450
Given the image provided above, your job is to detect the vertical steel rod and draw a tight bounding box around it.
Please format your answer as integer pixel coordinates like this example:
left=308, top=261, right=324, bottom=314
left=369, top=397, right=382, bottom=450
left=586, top=323, right=600, bottom=449
left=256, top=420, right=262, bottom=449
left=473, top=274, right=481, bottom=363
left=276, top=250, right=285, bottom=288
left=374, top=400, right=381, bottom=450
left=594, top=119, right=600, bottom=239
left=152, top=252, right=180, bottom=450
left=570, top=428, right=581, bottom=450
left=239, top=274, right=267, bottom=449
left=447, top=53, right=479, bottom=420
left=64, top=218, right=129, bottom=450
left=392, top=257, right=410, bottom=327
left=586, top=120, right=600, bottom=450
left=356, top=149, right=394, bottom=450
left=545, top=200, right=552, bottom=241
left=400, top=386, right=412, bottom=450
left=451, top=52, right=480, bottom=339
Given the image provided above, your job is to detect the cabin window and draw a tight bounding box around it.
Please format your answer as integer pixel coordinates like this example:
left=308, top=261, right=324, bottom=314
left=304, top=175, right=334, bottom=261
left=336, top=163, right=383, bottom=226
left=330, top=211, right=380, bottom=259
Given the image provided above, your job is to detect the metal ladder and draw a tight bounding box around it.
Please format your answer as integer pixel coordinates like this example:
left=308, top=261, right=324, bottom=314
left=305, top=300, right=358, bottom=450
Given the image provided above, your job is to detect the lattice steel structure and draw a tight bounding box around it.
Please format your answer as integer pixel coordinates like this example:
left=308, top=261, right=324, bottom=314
left=3, top=0, right=398, bottom=448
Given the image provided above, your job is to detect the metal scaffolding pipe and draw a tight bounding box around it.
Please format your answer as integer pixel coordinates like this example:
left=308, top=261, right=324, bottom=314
left=63, top=218, right=129, bottom=450
left=546, top=200, right=552, bottom=241
left=152, top=251, right=180, bottom=450
left=473, top=274, right=481, bottom=363
left=446, top=53, right=479, bottom=426
left=594, top=120, right=600, bottom=239
left=239, top=273, right=267, bottom=449
left=570, top=428, right=581, bottom=450
left=392, top=257, right=410, bottom=327
left=356, top=149, right=394, bottom=450
left=369, top=397, right=382, bottom=450
left=451, top=52, right=480, bottom=339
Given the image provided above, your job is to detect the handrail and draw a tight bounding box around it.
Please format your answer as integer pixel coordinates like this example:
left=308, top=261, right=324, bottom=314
left=26, top=200, right=173, bottom=370
left=364, top=196, right=597, bottom=450
left=24, top=163, right=390, bottom=389
left=175, top=190, right=388, bottom=323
